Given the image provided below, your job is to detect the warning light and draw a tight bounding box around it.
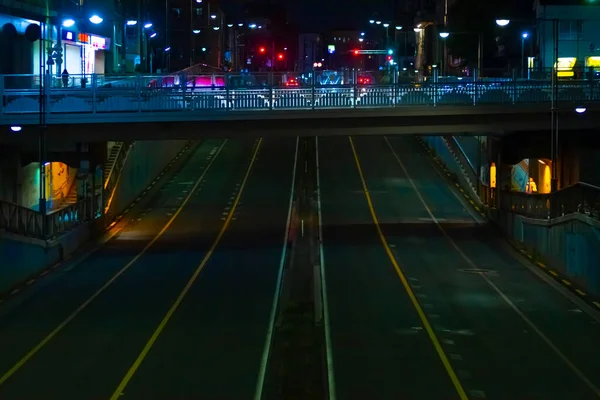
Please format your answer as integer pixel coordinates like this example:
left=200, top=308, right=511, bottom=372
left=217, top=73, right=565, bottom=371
left=259, top=47, right=266, bottom=53
left=353, top=49, right=359, bottom=55
left=387, top=55, right=392, bottom=61
left=277, top=53, right=284, bottom=60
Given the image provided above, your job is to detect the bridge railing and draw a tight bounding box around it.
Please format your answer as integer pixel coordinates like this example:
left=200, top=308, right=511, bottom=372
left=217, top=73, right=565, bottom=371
left=1, top=73, right=600, bottom=116
left=0, top=194, right=101, bottom=239
left=499, top=182, right=600, bottom=220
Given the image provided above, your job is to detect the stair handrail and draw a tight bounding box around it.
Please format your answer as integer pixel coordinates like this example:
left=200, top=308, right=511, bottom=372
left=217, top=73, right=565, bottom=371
left=103, top=141, right=134, bottom=214
left=452, top=137, right=477, bottom=176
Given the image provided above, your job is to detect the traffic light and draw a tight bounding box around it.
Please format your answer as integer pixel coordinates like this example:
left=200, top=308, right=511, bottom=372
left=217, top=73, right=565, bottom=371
left=387, top=55, right=392, bottom=61
left=277, top=53, right=284, bottom=60
left=353, top=49, right=359, bottom=55
left=259, top=47, right=266, bottom=53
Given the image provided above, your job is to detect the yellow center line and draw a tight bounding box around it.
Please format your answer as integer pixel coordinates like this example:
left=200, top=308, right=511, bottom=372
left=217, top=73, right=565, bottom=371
left=347, top=137, right=469, bottom=400
left=383, top=136, right=600, bottom=398
left=109, top=138, right=263, bottom=399
left=0, top=140, right=228, bottom=387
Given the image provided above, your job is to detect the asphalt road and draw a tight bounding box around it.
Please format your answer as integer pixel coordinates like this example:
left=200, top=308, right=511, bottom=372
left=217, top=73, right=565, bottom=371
left=318, top=135, right=600, bottom=400
left=3, top=134, right=600, bottom=400
left=0, top=137, right=296, bottom=399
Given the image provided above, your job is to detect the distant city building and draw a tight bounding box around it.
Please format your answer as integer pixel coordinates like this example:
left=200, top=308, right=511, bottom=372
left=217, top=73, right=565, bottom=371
left=168, top=0, right=225, bottom=71
left=534, top=0, right=600, bottom=76
left=298, top=33, right=323, bottom=72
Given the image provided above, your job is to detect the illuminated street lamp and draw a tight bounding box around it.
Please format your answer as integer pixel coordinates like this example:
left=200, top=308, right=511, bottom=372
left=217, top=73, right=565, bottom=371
left=395, top=25, right=402, bottom=30
left=144, top=22, right=153, bottom=29
left=439, top=31, right=450, bottom=38
left=126, top=20, right=137, bottom=26
left=89, top=15, right=103, bottom=24
left=495, top=19, right=510, bottom=26
left=62, top=19, right=75, bottom=27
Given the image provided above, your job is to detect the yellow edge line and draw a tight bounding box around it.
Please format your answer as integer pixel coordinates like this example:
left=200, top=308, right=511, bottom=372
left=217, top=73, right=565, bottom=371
left=348, top=137, right=468, bottom=400
left=385, top=136, right=600, bottom=398
left=109, top=138, right=263, bottom=399
left=0, top=140, right=228, bottom=387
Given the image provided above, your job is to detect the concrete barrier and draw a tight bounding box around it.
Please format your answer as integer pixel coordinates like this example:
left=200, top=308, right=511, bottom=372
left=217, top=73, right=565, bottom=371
left=0, top=139, right=191, bottom=295
left=0, top=217, right=106, bottom=293
left=492, top=211, right=600, bottom=296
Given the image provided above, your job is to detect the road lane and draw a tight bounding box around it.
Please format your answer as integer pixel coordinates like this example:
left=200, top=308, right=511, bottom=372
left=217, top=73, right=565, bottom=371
left=0, top=138, right=259, bottom=399
left=357, top=134, right=600, bottom=399
left=118, top=137, right=297, bottom=399
left=317, top=136, right=458, bottom=400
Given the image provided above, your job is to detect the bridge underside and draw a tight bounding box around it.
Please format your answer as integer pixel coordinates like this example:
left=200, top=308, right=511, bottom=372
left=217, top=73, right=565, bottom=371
left=2, top=105, right=600, bottom=141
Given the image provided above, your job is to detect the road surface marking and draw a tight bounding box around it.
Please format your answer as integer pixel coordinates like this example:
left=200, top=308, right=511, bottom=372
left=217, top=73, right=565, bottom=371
left=442, top=339, right=455, bottom=345
left=349, top=137, right=468, bottom=400
left=110, top=139, right=262, bottom=400
left=575, top=289, right=586, bottom=296
left=0, top=140, right=228, bottom=388
left=449, top=353, right=463, bottom=361
left=254, top=137, right=303, bottom=400
left=313, top=136, right=337, bottom=400
left=383, top=136, right=600, bottom=398
left=470, top=389, right=487, bottom=398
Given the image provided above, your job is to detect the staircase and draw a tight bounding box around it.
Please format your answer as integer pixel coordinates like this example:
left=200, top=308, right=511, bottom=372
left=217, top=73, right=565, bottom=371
left=441, top=136, right=483, bottom=204
left=104, top=142, right=124, bottom=184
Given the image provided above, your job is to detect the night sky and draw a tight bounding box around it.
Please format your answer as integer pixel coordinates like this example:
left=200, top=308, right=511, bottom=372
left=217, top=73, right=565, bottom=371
left=221, top=0, right=396, bottom=32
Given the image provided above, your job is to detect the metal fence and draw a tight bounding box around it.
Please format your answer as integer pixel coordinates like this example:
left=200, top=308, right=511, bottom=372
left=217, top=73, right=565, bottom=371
left=0, top=194, right=101, bottom=239
left=499, top=182, right=600, bottom=220
left=2, top=73, right=599, bottom=116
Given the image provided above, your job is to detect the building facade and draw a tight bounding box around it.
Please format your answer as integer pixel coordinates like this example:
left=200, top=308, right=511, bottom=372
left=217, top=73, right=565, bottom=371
left=535, top=0, right=600, bottom=76
left=168, top=0, right=224, bottom=71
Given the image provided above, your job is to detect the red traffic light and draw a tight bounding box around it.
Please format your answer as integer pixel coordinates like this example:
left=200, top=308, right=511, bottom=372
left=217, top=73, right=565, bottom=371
left=259, top=47, right=266, bottom=53
left=277, top=53, right=284, bottom=60
left=387, top=55, right=392, bottom=60
left=353, top=49, right=359, bottom=55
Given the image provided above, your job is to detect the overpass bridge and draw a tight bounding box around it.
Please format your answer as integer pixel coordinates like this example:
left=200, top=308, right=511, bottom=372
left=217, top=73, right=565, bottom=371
left=1, top=73, right=600, bottom=140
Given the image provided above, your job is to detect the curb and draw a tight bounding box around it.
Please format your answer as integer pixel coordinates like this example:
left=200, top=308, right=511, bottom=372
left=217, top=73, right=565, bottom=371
left=0, top=141, right=198, bottom=305
left=414, top=136, right=600, bottom=312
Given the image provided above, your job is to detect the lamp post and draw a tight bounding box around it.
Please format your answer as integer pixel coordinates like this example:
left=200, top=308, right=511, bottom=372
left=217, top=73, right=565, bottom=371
left=438, top=30, right=483, bottom=74
left=521, top=32, right=529, bottom=79
left=496, top=18, right=559, bottom=192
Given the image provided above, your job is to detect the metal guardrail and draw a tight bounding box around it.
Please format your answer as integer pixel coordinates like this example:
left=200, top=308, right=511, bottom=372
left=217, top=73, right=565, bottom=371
left=499, top=182, right=600, bottom=220
left=1, top=73, right=599, bottom=120
left=0, top=194, right=101, bottom=239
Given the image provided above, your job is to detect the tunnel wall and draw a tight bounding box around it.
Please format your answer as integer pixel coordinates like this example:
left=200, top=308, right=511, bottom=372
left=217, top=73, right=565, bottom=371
left=494, top=212, right=600, bottom=296
left=108, top=140, right=190, bottom=217
left=0, top=140, right=190, bottom=295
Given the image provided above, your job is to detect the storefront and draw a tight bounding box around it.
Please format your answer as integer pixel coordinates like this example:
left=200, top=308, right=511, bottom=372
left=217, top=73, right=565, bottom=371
left=59, top=29, right=110, bottom=76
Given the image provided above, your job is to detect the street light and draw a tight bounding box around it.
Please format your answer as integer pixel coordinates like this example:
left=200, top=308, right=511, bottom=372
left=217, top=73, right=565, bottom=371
left=10, top=126, right=22, bottom=132
left=62, top=19, right=75, bottom=27
left=249, top=23, right=257, bottom=29
left=193, top=29, right=201, bottom=34
left=495, top=19, right=510, bottom=26
left=395, top=26, right=402, bottom=30
left=213, top=26, right=219, bottom=30
left=165, top=46, right=171, bottom=51
left=383, top=23, right=389, bottom=27
left=438, top=31, right=482, bottom=73
left=89, top=15, right=103, bottom=24
left=575, top=107, right=587, bottom=113
left=369, top=19, right=375, bottom=24
left=521, top=32, right=529, bottom=78
left=227, top=23, right=233, bottom=28
left=238, top=23, right=243, bottom=27
left=376, top=20, right=382, bottom=24
left=210, top=14, right=216, bottom=19
left=360, top=32, right=365, bottom=36
left=144, top=22, right=153, bottom=28
left=150, top=32, right=157, bottom=38
left=414, top=27, right=422, bottom=32
left=126, top=20, right=137, bottom=26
